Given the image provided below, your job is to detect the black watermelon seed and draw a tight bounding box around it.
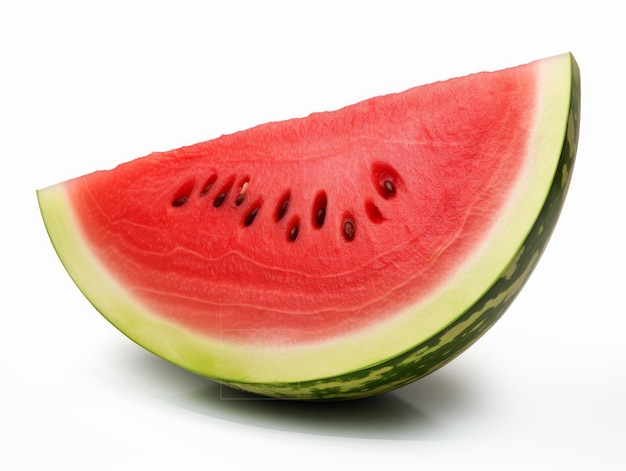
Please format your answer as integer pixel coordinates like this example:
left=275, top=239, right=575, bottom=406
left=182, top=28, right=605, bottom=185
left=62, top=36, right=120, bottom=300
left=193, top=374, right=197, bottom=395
left=213, top=192, right=227, bottom=207
left=343, top=218, right=355, bottom=241
left=236, top=193, right=246, bottom=206
left=312, top=191, right=328, bottom=229
left=372, top=163, right=401, bottom=199
left=172, top=196, right=188, bottom=207
left=244, top=207, right=259, bottom=226
left=289, top=225, right=299, bottom=241
left=315, top=207, right=326, bottom=227
left=383, top=180, right=396, bottom=195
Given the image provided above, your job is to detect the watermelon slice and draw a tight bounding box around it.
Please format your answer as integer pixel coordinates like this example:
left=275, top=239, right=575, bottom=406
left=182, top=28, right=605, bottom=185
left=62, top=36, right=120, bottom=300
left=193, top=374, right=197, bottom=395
left=38, top=53, right=580, bottom=400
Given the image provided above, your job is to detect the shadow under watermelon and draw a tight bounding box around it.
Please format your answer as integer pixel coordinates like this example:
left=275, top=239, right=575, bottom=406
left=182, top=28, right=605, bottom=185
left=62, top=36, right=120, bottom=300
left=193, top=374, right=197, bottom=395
left=116, top=345, right=487, bottom=440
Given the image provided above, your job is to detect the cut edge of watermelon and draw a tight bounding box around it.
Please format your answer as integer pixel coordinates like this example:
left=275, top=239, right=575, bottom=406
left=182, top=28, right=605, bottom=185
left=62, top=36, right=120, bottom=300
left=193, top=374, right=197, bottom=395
left=37, top=53, right=575, bottom=385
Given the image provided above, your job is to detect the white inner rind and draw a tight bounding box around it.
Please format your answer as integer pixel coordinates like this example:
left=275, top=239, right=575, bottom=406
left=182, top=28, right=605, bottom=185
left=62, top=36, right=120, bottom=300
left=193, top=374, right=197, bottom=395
left=37, top=53, right=573, bottom=384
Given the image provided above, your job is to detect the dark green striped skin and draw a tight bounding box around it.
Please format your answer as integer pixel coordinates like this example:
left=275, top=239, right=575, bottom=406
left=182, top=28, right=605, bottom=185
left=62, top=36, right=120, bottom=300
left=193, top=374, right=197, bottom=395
left=223, top=56, right=581, bottom=400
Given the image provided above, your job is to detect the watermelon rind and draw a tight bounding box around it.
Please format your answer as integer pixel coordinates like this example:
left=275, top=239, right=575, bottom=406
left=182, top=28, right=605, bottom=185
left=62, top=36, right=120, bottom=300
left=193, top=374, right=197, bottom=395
left=38, top=53, right=580, bottom=400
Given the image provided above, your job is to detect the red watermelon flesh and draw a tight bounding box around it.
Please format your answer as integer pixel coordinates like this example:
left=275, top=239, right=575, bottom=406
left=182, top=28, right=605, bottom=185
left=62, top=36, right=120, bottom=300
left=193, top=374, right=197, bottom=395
left=38, top=53, right=579, bottom=398
left=66, top=64, right=531, bottom=342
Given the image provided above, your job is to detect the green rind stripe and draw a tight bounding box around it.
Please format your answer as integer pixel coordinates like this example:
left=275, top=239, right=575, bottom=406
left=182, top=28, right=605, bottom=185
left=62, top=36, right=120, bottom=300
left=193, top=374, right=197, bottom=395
left=225, top=56, right=581, bottom=400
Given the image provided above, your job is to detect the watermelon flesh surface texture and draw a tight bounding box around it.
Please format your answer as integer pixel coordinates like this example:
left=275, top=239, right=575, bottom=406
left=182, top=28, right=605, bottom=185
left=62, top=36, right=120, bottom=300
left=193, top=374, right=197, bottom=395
left=38, top=53, right=580, bottom=400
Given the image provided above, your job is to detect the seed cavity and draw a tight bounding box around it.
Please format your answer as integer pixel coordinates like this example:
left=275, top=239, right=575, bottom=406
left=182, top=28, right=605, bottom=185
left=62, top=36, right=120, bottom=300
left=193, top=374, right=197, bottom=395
left=200, top=174, right=218, bottom=196
left=365, top=201, right=384, bottom=223
left=213, top=176, right=235, bottom=207
left=343, top=217, right=356, bottom=241
left=171, top=180, right=195, bottom=207
left=372, top=162, right=402, bottom=199
left=276, top=191, right=291, bottom=221
left=312, top=191, right=327, bottom=229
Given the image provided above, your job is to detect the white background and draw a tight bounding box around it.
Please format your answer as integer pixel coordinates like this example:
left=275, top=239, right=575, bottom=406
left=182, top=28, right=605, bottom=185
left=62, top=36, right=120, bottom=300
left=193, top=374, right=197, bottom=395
left=2, top=1, right=624, bottom=469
